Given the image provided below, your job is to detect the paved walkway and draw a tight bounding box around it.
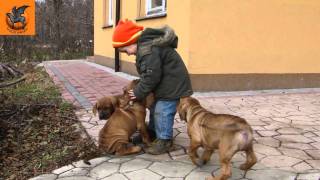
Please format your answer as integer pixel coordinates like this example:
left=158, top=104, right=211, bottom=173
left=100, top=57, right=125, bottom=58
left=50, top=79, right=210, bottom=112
left=30, top=60, right=320, bottom=180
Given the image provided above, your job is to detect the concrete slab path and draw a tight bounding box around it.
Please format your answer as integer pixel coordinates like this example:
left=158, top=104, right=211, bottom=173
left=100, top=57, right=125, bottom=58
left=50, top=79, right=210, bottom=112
left=30, top=60, right=320, bottom=180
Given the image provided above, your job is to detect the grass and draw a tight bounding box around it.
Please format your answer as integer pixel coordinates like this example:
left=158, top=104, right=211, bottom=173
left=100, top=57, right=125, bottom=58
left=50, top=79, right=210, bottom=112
left=0, top=66, right=100, bottom=179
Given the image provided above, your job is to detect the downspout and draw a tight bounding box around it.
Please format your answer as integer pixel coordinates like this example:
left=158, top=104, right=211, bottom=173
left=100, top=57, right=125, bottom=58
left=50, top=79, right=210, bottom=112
left=115, top=0, right=121, bottom=72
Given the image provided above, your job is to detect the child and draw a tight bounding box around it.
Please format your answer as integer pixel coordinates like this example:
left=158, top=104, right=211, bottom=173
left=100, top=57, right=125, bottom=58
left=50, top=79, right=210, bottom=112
left=112, top=20, right=193, bottom=154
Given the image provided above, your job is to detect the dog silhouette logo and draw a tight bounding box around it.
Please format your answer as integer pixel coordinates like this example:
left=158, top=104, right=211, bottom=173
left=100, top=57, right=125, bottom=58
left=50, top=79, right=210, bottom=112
left=0, top=0, right=35, bottom=35
left=6, top=5, right=29, bottom=30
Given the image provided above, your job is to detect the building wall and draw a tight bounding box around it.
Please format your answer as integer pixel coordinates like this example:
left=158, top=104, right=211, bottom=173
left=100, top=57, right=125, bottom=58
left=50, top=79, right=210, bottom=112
left=94, top=0, right=191, bottom=66
left=189, top=0, right=320, bottom=74
left=94, top=0, right=320, bottom=91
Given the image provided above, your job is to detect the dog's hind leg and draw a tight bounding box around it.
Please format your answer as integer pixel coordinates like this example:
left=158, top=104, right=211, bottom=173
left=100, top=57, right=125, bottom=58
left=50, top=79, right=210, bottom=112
left=137, top=120, right=151, bottom=146
left=115, top=144, right=142, bottom=156
left=188, top=139, right=202, bottom=166
left=239, top=144, right=257, bottom=170
left=207, top=141, right=237, bottom=180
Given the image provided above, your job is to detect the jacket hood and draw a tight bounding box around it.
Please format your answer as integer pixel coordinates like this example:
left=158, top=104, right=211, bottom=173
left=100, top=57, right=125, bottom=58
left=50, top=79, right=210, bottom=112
left=138, top=25, right=178, bottom=48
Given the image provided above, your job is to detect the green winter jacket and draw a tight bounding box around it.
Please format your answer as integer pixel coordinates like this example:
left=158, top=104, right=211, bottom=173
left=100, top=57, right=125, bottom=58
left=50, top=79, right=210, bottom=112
left=133, top=25, right=193, bottom=101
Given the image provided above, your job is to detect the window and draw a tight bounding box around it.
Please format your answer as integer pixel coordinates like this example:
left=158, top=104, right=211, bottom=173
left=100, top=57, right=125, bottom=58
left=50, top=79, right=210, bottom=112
left=108, top=0, right=113, bottom=25
left=146, top=0, right=166, bottom=16
left=103, top=0, right=113, bottom=27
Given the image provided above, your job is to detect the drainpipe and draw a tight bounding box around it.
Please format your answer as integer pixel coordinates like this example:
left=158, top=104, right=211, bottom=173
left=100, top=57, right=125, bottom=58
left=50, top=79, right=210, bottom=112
left=115, top=0, right=121, bottom=72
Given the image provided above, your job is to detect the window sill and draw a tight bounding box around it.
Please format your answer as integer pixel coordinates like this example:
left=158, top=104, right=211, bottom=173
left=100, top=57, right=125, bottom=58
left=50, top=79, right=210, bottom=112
left=135, top=13, right=167, bottom=22
left=102, top=25, right=113, bottom=29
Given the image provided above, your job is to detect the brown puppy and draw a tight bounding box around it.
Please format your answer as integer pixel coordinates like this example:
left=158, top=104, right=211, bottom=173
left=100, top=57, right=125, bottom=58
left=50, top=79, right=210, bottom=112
left=93, top=95, right=121, bottom=120
left=98, top=80, right=154, bottom=155
left=177, top=97, right=257, bottom=180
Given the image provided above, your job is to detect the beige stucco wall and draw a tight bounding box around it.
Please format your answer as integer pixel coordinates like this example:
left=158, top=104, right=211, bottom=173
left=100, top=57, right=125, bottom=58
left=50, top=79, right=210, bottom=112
left=94, top=0, right=191, bottom=66
left=95, top=0, right=320, bottom=75
left=94, top=0, right=115, bottom=59
left=189, top=0, right=320, bottom=74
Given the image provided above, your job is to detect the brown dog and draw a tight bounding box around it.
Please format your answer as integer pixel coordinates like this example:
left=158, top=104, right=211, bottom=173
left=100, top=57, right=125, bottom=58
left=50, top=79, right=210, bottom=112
left=177, top=97, right=257, bottom=180
left=98, top=80, right=154, bottom=155
left=93, top=95, right=121, bottom=120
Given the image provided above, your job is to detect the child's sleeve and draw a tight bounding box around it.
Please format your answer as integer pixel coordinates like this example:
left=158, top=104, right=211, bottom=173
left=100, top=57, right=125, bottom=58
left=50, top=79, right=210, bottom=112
left=133, top=47, right=162, bottom=100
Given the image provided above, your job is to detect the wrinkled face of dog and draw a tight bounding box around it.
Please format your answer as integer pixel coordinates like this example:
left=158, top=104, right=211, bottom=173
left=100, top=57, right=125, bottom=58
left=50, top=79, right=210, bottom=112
left=177, top=97, right=201, bottom=122
left=93, top=96, right=118, bottom=120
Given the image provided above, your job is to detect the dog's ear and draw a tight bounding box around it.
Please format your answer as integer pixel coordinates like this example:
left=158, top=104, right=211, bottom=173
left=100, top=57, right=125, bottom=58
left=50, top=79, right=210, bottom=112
left=92, top=102, right=98, bottom=116
left=177, top=98, right=188, bottom=121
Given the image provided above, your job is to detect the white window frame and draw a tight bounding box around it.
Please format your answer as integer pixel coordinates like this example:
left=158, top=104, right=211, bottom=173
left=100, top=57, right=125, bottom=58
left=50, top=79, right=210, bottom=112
left=146, top=0, right=166, bottom=16
left=108, top=0, right=113, bottom=25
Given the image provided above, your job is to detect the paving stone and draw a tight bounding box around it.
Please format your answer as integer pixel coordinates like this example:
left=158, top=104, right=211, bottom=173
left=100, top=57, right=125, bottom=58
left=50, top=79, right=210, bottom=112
left=29, top=174, right=57, bottom=180
left=246, top=120, right=267, bottom=126
left=101, top=173, right=128, bottom=180
left=297, top=172, right=320, bottom=180
left=176, top=132, right=189, bottom=139
left=108, top=157, right=132, bottom=164
left=59, top=168, right=88, bottom=177
left=251, top=126, right=265, bottom=131
left=185, top=168, right=212, bottom=180
left=260, top=155, right=302, bottom=168
left=137, top=152, right=171, bottom=161
left=292, top=120, right=317, bottom=126
left=177, top=126, right=187, bottom=133
left=281, top=143, right=315, bottom=150
left=311, top=142, right=320, bottom=149
left=169, top=148, right=186, bottom=157
left=173, top=129, right=179, bottom=137
left=279, top=148, right=312, bottom=160
left=305, top=150, right=320, bottom=160
left=303, top=132, right=317, bottom=138
left=120, top=159, right=152, bottom=173
left=254, top=144, right=281, bottom=155
left=277, top=127, right=303, bottom=134
left=274, top=135, right=313, bottom=143
left=293, top=162, right=313, bottom=173
left=72, top=160, right=92, bottom=168
left=271, top=117, right=291, bottom=124
left=306, top=160, right=320, bottom=169
left=89, top=162, right=119, bottom=179
left=255, top=137, right=280, bottom=147
left=148, top=161, right=195, bottom=178
left=287, top=115, right=315, bottom=121
left=88, top=156, right=110, bottom=167
left=264, top=122, right=289, bottom=130
left=257, top=130, right=279, bottom=137
left=124, top=169, right=162, bottom=180
left=57, top=176, right=94, bottom=180
left=229, top=152, right=246, bottom=162
left=162, top=178, right=183, bottom=180
left=172, top=154, right=194, bottom=164
left=311, top=136, right=320, bottom=142
left=173, top=137, right=190, bottom=147
left=245, top=169, right=297, bottom=180
left=173, top=122, right=186, bottom=128
left=52, top=164, right=74, bottom=174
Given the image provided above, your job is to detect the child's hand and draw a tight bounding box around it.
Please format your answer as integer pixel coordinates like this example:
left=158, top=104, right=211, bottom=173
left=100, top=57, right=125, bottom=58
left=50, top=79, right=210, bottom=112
left=128, top=89, right=137, bottom=100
